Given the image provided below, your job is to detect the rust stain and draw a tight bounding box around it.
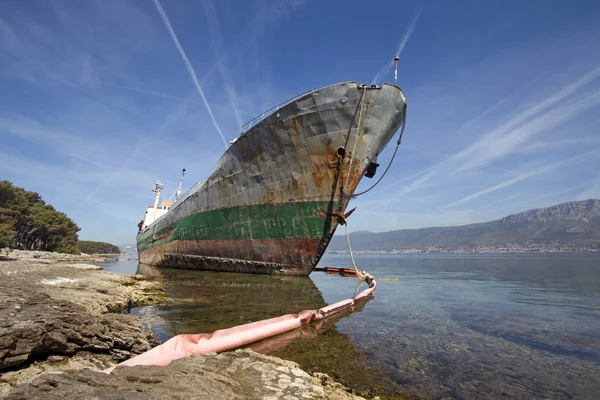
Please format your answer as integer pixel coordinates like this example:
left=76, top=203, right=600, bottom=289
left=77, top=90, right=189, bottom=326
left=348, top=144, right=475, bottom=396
left=137, top=82, right=407, bottom=275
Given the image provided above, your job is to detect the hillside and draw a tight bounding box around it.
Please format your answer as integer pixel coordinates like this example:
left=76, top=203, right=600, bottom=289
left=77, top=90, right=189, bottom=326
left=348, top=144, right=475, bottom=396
left=328, top=199, right=600, bottom=252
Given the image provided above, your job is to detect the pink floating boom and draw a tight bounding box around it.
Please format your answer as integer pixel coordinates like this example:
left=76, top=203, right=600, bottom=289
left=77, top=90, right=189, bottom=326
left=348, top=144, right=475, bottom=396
left=105, top=273, right=376, bottom=373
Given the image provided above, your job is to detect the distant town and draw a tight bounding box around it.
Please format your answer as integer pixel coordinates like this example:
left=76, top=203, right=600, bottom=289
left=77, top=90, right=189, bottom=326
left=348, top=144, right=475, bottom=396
left=328, top=241, right=600, bottom=254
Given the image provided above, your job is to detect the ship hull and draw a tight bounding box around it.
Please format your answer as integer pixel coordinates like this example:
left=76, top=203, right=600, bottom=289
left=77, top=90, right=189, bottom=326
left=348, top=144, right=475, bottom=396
left=137, top=82, right=407, bottom=275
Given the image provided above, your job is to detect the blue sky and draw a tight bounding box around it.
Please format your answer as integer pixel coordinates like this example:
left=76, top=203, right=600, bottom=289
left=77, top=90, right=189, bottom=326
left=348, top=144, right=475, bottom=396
left=1, top=0, right=599, bottom=244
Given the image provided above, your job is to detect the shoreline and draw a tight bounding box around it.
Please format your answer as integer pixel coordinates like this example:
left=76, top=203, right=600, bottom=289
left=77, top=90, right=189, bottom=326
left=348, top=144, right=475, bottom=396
left=0, top=250, right=365, bottom=399
left=327, top=249, right=600, bottom=254
left=1, top=249, right=138, bottom=264
left=0, top=252, right=167, bottom=395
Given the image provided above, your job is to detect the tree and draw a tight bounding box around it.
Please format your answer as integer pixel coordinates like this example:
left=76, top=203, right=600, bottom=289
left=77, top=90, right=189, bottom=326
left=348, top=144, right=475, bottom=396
left=0, top=181, right=80, bottom=254
left=78, top=241, right=121, bottom=255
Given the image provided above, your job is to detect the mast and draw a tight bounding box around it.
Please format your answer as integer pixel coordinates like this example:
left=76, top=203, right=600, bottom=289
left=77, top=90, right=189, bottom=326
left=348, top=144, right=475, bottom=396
left=394, top=55, right=399, bottom=85
left=175, top=168, right=186, bottom=200
left=151, top=181, right=164, bottom=223
left=169, top=168, right=187, bottom=201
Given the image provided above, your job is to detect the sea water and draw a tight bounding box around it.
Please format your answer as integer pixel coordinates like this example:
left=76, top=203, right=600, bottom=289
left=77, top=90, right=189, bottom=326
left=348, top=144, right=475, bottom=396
left=111, top=253, right=600, bottom=399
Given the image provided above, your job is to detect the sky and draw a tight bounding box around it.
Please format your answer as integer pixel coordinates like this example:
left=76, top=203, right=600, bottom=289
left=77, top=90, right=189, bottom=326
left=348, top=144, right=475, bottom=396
left=1, top=0, right=600, bottom=244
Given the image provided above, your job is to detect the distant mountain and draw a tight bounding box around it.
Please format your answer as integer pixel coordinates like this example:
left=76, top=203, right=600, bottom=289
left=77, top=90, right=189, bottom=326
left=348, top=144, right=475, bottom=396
left=500, top=199, right=600, bottom=224
left=328, top=199, right=600, bottom=252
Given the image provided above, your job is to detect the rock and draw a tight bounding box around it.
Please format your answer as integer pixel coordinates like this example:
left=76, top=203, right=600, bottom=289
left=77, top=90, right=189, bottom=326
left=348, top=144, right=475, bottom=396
left=0, top=259, right=165, bottom=315
left=1, top=249, right=108, bottom=263
left=0, top=287, right=155, bottom=371
left=0, top=257, right=165, bottom=382
left=60, top=264, right=103, bottom=270
left=46, top=356, right=67, bottom=363
left=0, top=256, right=361, bottom=399
left=3, top=349, right=364, bottom=400
left=0, top=352, right=116, bottom=396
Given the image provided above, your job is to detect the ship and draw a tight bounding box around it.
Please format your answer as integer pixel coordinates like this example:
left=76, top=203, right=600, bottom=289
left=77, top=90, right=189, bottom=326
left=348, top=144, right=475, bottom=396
left=136, top=81, right=407, bottom=275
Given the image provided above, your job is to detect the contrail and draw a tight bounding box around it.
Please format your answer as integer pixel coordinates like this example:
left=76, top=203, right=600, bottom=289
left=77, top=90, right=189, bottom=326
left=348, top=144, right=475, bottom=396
left=200, top=0, right=310, bottom=87
left=202, top=0, right=243, bottom=128
left=371, top=8, right=422, bottom=85
left=447, top=147, right=600, bottom=207
left=153, top=0, right=228, bottom=149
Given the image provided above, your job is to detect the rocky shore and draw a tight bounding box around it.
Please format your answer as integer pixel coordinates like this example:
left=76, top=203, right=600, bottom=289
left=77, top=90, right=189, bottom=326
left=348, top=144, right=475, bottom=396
left=0, top=251, right=365, bottom=399
left=2, top=249, right=109, bottom=262
left=4, top=349, right=362, bottom=400
left=0, top=251, right=165, bottom=395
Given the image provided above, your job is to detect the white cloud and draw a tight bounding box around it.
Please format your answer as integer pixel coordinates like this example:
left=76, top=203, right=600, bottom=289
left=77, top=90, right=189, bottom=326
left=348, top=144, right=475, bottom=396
left=202, top=0, right=244, bottom=129
left=392, top=67, right=600, bottom=196
left=152, top=0, right=229, bottom=148
left=2, top=0, right=600, bottom=243
left=448, top=146, right=599, bottom=206
left=371, top=9, right=422, bottom=85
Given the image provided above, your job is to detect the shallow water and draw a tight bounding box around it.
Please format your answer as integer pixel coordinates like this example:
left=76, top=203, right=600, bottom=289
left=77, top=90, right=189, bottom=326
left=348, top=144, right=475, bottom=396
left=92, top=259, right=139, bottom=275
left=116, top=253, right=600, bottom=399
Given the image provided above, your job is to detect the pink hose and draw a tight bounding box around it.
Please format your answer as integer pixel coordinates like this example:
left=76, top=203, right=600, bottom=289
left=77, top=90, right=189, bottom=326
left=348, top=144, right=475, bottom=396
left=105, top=277, right=376, bottom=373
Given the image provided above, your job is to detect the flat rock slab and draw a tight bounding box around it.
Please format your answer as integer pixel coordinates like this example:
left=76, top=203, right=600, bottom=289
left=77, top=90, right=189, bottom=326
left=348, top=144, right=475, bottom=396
left=0, top=286, right=155, bottom=371
left=3, top=349, right=364, bottom=400
left=1, top=249, right=101, bottom=262
left=0, top=257, right=364, bottom=399
left=58, top=263, right=104, bottom=270
left=0, top=258, right=164, bottom=377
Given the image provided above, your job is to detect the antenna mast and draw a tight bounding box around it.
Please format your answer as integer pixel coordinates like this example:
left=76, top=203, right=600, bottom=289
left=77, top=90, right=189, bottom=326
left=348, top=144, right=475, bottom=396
left=175, top=168, right=186, bottom=200
left=168, top=168, right=187, bottom=201
left=151, top=181, right=164, bottom=222
left=394, top=55, right=399, bottom=85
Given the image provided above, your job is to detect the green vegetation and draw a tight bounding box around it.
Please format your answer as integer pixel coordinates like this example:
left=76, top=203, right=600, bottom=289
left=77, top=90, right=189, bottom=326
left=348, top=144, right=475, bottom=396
left=78, top=241, right=121, bottom=255
left=0, top=180, right=80, bottom=254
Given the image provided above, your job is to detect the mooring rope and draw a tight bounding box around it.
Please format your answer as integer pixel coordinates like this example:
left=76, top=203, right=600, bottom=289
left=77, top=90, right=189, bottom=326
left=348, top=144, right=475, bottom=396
left=344, top=220, right=376, bottom=298
left=344, top=103, right=407, bottom=200
left=344, top=222, right=359, bottom=274
left=344, top=86, right=367, bottom=191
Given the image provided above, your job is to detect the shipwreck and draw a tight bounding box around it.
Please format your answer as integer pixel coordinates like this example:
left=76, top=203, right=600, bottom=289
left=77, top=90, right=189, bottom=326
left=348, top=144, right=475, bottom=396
left=137, top=80, right=407, bottom=275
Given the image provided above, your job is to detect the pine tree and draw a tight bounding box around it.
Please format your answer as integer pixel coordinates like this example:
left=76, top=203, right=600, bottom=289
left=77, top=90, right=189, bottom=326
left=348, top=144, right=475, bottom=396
left=0, top=181, right=80, bottom=254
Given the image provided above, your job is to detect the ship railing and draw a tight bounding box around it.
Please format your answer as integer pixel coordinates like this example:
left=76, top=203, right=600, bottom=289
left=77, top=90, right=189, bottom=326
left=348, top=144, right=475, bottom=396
left=240, top=89, right=314, bottom=133
left=168, top=181, right=204, bottom=212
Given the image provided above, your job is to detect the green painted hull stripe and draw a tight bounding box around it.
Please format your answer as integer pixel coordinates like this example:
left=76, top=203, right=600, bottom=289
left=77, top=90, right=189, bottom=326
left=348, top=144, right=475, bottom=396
left=138, top=200, right=333, bottom=252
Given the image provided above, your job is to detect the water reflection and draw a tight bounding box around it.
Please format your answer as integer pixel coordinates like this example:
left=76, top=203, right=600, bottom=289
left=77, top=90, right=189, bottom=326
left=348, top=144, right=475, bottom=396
left=319, top=253, right=600, bottom=399
left=133, top=263, right=328, bottom=339
left=131, top=263, right=394, bottom=396
left=128, top=254, right=600, bottom=399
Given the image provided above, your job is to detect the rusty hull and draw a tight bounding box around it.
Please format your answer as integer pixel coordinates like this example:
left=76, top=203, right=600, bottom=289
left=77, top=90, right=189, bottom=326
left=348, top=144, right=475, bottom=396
left=137, top=82, right=407, bottom=275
